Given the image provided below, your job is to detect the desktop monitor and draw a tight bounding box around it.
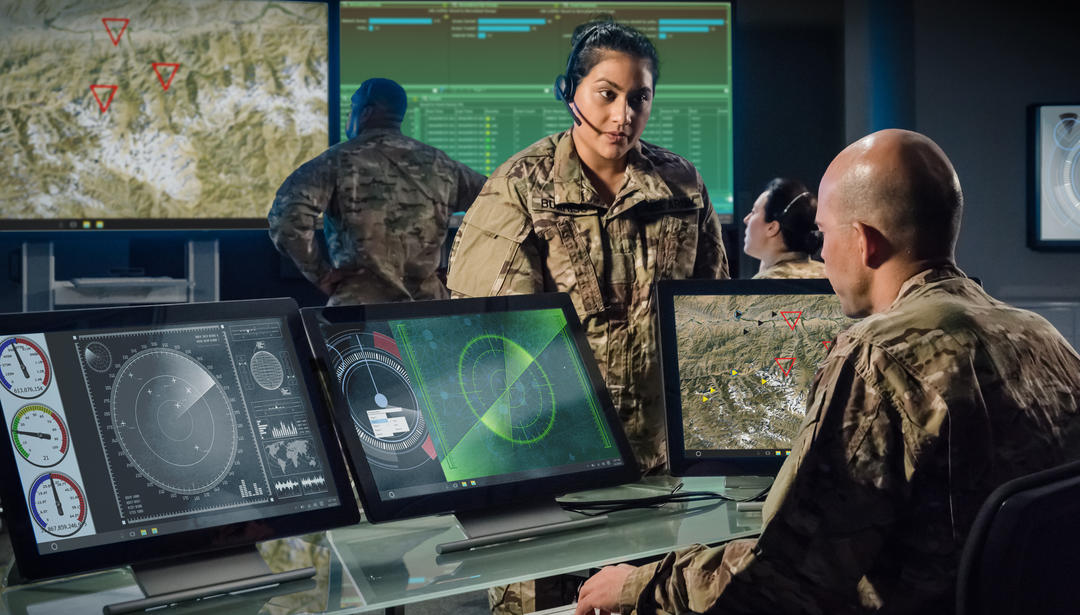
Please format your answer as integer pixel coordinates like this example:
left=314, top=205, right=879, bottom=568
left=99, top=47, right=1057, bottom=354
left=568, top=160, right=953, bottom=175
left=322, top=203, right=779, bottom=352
left=656, top=279, right=853, bottom=476
left=0, top=298, right=358, bottom=608
left=301, top=293, right=638, bottom=552
left=338, top=1, right=734, bottom=221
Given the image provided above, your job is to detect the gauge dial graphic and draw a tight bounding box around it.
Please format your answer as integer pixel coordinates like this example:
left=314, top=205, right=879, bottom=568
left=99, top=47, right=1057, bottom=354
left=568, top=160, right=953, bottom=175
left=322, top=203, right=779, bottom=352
left=29, top=472, right=87, bottom=537
left=0, top=337, right=51, bottom=399
left=459, top=334, right=556, bottom=444
left=328, top=331, right=436, bottom=471
left=110, top=348, right=238, bottom=494
left=10, top=404, right=69, bottom=467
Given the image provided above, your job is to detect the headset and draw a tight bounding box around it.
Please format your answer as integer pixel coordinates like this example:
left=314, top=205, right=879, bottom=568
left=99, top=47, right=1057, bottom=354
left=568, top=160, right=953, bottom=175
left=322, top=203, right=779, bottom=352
left=777, top=191, right=812, bottom=220
left=554, top=24, right=604, bottom=126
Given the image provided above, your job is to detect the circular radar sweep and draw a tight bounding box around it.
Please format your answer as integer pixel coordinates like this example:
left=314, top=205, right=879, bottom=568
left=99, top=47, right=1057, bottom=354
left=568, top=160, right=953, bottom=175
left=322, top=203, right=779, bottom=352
left=1046, top=114, right=1080, bottom=231
left=458, top=335, right=556, bottom=444
left=84, top=341, right=113, bottom=373
left=328, top=331, right=431, bottom=471
left=110, top=348, right=238, bottom=494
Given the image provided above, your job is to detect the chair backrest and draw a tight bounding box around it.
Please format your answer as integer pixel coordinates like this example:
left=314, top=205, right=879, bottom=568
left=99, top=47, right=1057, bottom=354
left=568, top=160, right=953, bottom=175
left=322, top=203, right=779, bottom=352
left=956, top=459, right=1080, bottom=615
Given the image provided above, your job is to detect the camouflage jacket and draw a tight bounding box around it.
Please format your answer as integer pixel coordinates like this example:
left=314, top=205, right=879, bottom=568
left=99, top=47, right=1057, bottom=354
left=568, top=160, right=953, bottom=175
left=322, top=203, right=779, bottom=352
left=620, top=265, right=1080, bottom=614
left=268, top=127, right=486, bottom=305
left=446, top=130, right=728, bottom=471
left=752, top=253, right=826, bottom=279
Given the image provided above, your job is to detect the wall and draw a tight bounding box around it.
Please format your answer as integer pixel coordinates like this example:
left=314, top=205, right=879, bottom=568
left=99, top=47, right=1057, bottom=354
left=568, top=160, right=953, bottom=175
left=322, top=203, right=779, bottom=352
left=733, top=0, right=846, bottom=277
left=910, top=0, right=1080, bottom=302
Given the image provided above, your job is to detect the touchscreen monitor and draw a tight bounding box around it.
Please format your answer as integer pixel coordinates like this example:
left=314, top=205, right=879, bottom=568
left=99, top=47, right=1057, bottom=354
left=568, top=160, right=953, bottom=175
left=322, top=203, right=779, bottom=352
left=301, top=293, right=638, bottom=526
left=0, top=298, right=358, bottom=583
left=656, top=279, right=853, bottom=476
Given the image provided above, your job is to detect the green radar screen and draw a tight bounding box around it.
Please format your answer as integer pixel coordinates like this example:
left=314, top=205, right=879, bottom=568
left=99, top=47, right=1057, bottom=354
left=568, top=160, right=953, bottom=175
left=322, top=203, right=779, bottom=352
left=389, top=309, right=615, bottom=482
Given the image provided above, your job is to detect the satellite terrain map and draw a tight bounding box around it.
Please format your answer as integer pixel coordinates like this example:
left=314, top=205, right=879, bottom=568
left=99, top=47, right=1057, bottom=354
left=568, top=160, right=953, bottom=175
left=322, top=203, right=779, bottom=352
left=0, top=0, right=328, bottom=220
left=675, top=294, right=851, bottom=451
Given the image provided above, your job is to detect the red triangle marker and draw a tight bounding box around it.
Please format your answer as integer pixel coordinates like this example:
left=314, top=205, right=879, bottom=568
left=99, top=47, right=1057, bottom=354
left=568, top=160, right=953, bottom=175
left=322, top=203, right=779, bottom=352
left=90, top=85, right=118, bottom=113
left=152, top=62, right=181, bottom=92
left=774, top=357, right=796, bottom=377
left=822, top=340, right=832, bottom=349
left=780, top=311, right=803, bottom=330
left=102, top=18, right=129, bottom=46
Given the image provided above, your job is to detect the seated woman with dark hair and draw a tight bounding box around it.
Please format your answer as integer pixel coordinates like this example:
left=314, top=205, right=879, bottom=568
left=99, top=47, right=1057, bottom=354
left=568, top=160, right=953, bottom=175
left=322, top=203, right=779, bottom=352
left=743, top=177, right=826, bottom=279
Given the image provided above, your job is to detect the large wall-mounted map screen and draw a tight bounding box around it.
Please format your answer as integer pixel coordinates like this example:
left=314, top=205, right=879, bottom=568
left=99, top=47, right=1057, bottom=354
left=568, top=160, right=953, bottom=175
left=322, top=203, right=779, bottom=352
left=0, top=0, right=329, bottom=230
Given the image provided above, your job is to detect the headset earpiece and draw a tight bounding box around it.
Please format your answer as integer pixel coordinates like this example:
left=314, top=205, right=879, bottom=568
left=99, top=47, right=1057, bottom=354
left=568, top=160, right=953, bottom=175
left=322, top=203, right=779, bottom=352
left=555, top=24, right=602, bottom=126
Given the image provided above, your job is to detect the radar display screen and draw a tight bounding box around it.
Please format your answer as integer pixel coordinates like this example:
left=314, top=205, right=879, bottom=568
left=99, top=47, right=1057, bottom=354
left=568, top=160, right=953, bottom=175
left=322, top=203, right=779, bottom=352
left=1, top=314, right=342, bottom=556
left=316, top=306, right=624, bottom=502
left=672, top=291, right=852, bottom=458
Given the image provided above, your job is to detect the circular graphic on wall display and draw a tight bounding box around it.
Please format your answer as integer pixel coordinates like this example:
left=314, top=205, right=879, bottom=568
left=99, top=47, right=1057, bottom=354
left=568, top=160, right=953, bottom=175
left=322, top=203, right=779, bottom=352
left=458, top=335, right=556, bottom=444
left=249, top=350, right=284, bottom=390
left=83, top=341, right=113, bottom=373
left=29, top=472, right=87, bottom=537
left=110, top=348, right=238, bottom=494
left=1046, top=113, right=1080, bottom=232
left=0, top=337, right=51, bottom=399
left=10, top=404, right=69, bottom=467
left=328, top=331, right=434, bottom=471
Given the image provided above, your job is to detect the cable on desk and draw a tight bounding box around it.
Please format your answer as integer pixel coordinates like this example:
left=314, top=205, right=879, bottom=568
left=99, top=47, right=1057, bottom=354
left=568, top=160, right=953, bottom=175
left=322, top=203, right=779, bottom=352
left=557, top=481, right=773, bottom=517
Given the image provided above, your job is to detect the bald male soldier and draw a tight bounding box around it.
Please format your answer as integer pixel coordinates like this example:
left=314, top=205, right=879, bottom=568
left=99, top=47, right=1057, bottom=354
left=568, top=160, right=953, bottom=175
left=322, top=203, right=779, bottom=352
left=575, top=129, right=1080, bottom=615
left=269, top=78, right=486, bottom=305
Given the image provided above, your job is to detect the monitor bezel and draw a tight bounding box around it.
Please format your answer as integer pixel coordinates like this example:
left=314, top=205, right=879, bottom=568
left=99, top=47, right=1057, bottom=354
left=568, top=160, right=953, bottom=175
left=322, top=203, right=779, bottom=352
left=656, top=278, right=838, bottom=477
left=300, top=292, right=640, bottom=523
left=0, top=298, right=360, bottom=582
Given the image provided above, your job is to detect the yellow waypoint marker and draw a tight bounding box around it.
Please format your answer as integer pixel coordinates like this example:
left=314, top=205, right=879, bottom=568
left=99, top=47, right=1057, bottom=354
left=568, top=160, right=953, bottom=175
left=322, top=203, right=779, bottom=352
left=703, top=396, right=709, bottom=402
left=709, top=387, right=716, bottom=392
left=761, top=378, right=767, bottom=384
left=730, top=370, right=737, bottom=375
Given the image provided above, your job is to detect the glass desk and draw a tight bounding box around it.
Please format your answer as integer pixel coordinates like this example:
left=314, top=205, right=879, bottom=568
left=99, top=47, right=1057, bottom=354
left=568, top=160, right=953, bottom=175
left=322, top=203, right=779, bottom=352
left=0, top=477, right=763, bottom=614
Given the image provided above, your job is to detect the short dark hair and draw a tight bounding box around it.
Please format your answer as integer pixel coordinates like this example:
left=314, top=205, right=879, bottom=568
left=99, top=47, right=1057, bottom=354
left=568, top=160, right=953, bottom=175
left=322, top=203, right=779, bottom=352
left=351, top=78, right=407, bottom=122
left=567, top=18, right=659, bottom=92
left=762, top=177, right=822, bottom=255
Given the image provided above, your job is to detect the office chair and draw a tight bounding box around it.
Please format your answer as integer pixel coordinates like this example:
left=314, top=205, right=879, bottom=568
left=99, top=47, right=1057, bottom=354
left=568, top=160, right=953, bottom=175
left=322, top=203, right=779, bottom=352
left=956, top=459, right=1080, bottom=615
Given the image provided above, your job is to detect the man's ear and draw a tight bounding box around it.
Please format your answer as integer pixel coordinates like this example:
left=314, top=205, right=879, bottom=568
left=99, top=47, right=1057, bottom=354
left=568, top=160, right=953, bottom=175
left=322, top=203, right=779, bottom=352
left=852, top=221, right=891, bottom=269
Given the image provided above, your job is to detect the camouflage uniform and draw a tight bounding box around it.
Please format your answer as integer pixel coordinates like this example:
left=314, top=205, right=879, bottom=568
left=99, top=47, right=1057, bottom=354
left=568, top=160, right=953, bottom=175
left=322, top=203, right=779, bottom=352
left=269, top=128, right=486, bottom=305
left=619, top=265, right=1080, bottom=614
left=752, top=253, right=826, bottom=279
left=447, top=130, right=729, bottom=472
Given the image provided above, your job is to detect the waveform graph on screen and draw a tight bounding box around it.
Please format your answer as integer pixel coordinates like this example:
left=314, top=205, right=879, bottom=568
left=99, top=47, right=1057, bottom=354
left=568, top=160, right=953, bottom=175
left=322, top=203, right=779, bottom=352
left=0, top=0, right=329, bottom=227
left=390, top=309, right=617, bottom=483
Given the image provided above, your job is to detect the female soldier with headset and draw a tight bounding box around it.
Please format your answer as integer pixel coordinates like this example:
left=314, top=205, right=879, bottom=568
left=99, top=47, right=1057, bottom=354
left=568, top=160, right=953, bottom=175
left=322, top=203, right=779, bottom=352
left=742, top=177, right=826, bottom=279
left=447, top=18, right=728, bottom=475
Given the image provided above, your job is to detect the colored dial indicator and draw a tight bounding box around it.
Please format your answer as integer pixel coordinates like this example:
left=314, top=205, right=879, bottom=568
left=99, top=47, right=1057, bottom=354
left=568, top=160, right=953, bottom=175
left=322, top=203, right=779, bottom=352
left=0, top=337, right=52, bottom=399
left=10, top=404, right=69, bottom=467
left=29, top=472, right=87, bottom=537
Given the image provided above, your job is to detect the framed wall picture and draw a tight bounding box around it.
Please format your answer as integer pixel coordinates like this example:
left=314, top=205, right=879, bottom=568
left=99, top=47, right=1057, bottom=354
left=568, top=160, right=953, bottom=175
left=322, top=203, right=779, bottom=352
left=1029, top=104, right=1080, bottom=250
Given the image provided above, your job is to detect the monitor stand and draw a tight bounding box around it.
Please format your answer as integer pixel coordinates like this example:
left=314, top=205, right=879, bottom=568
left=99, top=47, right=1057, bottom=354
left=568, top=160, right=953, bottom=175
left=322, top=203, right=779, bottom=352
left=102, top=545, right=315, bottom=615
left=436, top=500, right=607, bottom=555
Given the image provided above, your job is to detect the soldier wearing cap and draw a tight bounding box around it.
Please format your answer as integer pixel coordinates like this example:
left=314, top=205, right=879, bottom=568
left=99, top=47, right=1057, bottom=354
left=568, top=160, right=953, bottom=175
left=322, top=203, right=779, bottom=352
left=269, top=78, right=486, bottom=305
left=575, top=129, right=1080, bottom=615
left=447, top=19, right=729, bottom=475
